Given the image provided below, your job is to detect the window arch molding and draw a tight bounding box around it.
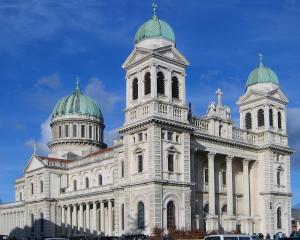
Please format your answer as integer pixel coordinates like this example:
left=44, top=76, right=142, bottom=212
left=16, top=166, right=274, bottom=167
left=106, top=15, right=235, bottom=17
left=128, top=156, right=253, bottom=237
left=132, top=78, right=139, bottom=100
left=166, top=146, right=180, bottom=173
left=134, top=147, right=145, bottom=174
left=257, top=108, right=265, bottom=127
left=276, top=166, right=284, bottom=186
left=157, top=70, right=165, bottom=95
left=163, top=194, right=181, bottom=230
left=134, top=195, right=148, bottom=230
left=245, top=112, right=252, bottom=130
left=144, top=71, right=151, bottom=96
left=171, top=75, right=180, bottom=99
left=276, top=206, right=283, bottom=229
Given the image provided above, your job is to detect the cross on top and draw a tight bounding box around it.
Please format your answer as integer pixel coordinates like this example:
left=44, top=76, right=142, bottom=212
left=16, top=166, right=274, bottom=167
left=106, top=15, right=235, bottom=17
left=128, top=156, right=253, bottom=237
left=76, top=77, right=80, bottom=90
left=259, top=53, right=263, bottom=65
left=216, top=88, right=223, bottom=107
left=152, top=1, right=158, bottom=17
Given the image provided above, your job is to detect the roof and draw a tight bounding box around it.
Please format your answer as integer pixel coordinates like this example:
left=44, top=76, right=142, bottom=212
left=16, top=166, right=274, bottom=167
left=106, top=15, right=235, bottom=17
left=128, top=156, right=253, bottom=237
left=83, top=147, right=113, bottom=159
left=52, top=83, right=103, bottom=119
left=39, top=156, right=74, bottom=163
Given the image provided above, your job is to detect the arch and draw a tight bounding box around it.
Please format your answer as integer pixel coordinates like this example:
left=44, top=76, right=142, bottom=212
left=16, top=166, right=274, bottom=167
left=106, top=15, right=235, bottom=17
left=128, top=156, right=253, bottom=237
left=278, top=111, right=282, bottom=129
left=137, top=201, right=145, bottom=229
left=277, top=207, right=282, bottom=229
left=245, top=112, right=252, bottom=130
left=258, top=109, right=265, bottom=127
left=98, top=174, right=103, bottom=186
left=157, top=71, right=165, bottom=95
left=172, top=76, right=179, bottom=99
left=85, top=177, right=89, bottom=188
left=132, top=78, right=138, bottom=100
left=144, top=72, right=151, bottom=95
left=167, top=201, right=176, bottom=229
left=221, top=204, right=227, bottom=214
left=219, top=125, right=223, bottom=137
left=269, top=109, right=274, bottom=127
left=40, top=181, right=43, bottom=193
left=73, top=179, right=77, bottom=191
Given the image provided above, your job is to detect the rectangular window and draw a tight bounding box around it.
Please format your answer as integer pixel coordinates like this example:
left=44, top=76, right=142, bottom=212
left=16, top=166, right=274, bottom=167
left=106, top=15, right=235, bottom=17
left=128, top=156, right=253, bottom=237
left=59, top=126, right=62, bottom=138
left=168, top=154, right=174, bottom=172
left=73, top=124, right=77, bottom=137
left=89, top=126, right=93, bottom=139
left=121, top=204, right=125, bottom=230
left=138, top=133, right=143, bottom=142
left=96, top=126, right=99, bottom=140
left=138, top=155, right=143, bottom=173
left=81, top=125, right=85, bottom=138
left=121, top=161, right=124, bottom=177
left=167, top=132, right=173, bottom=141
left=65, top=125, right=69, bottom=137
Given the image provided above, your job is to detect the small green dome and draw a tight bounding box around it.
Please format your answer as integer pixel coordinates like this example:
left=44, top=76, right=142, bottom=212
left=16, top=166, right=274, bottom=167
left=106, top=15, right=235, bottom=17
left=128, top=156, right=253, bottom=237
left=247, top=60, right=279, bottom=87
left=135, top=15, right=175, bottom=44
left=52, top=85, right=102, bottom=119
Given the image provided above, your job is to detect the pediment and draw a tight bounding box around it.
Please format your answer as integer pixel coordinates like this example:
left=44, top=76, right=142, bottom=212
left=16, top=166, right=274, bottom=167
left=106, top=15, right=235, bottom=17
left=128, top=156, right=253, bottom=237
left=122, top=46, right=189, bottom=69
left=268, top=88, right=288, bottom=103
left=24, top=155, right=45, bottom=173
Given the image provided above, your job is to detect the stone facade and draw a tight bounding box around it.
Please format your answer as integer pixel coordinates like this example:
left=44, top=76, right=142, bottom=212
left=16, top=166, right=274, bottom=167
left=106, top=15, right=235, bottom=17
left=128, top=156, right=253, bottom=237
left=0, top=7, right=293, bottom=239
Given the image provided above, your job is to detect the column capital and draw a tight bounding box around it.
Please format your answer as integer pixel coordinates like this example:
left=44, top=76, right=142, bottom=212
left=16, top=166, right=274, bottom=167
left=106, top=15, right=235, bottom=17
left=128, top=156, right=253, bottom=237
left=207, top=152, right=216, bottom=160
left=226, top=155, right=234, bottom=162
left=243, top=158, right=251, bottom=165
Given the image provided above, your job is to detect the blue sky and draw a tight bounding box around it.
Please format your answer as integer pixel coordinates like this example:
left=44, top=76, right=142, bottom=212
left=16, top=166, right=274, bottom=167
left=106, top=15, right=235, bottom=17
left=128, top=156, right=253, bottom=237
left=0, top=0, right=300, bottom=206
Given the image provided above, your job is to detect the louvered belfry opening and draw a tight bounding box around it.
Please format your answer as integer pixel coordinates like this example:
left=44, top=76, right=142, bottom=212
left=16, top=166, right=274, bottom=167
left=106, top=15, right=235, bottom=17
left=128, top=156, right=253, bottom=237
left=258, top=109, right=265, bottom=127
left=144, top=72, right=151, bottom=95
left=269, top=109, right=274, bottom=127
left=245, top=112, right=252, bottom=130
left=132, top=78, right=138, bottom=100
left=157, top=71, right=165, bottom=95
left=172, top=76, right=179, bottom=99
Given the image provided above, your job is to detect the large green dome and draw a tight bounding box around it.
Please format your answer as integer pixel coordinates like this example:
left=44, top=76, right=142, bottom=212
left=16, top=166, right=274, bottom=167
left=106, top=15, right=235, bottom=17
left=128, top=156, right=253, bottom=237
left=247, top=60, right=279, bottom=87
left=134, top=15, right=175, bottom=44
left=52, top=85, right=102, bottom=119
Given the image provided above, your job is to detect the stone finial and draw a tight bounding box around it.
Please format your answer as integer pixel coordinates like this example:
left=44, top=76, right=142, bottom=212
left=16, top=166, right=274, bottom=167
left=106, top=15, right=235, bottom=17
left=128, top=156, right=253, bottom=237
left=216, top=88, right=223, bottom=107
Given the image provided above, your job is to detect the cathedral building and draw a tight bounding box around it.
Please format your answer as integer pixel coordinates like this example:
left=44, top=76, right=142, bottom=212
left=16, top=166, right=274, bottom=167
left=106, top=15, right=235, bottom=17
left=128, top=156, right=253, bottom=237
left=0, top=5, right=293, bottom=239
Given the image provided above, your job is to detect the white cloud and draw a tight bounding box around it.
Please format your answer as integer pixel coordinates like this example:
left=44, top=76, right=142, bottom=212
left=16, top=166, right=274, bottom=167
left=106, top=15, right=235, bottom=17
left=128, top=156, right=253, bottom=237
left=84, top=78, right=122, bottom=115
left=25, top=116, right=51, bottom=156
left=35, top=73, right=62, bottom=89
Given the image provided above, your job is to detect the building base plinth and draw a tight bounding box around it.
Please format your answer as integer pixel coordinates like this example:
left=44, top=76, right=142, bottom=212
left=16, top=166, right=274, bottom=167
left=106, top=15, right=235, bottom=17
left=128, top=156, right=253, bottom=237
left=241, top=216, right=253, bottom=234
left=206, top=215, right=219, bottom=232
left=223, top=215, right=237, bottom=233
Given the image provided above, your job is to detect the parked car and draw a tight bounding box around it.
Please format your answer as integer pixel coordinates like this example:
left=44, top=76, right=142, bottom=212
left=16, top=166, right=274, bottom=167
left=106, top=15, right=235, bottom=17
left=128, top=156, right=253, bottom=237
left=205, top=234, right=255, bottom=240
left=0, top=235, right=8, bottom=240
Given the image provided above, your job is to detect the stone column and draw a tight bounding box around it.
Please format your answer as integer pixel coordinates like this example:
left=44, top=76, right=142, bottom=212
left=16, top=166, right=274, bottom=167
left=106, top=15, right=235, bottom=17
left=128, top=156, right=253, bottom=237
left=67, top=205, right=71, bottom=234
left=223, top=155, right=237, bottom=232
left=72, top=205, right=77, bottom=232
left=241, top=159, right=252, bottom=234
left=100, top=201, right=105, bottom=234
left=108, top=200, right=112, bottom=235
left=206, top=152, right=218, bottom=232
left=92, top=202, right=97, bottom=234
left=61, top=206, right=65, bottom=235
left=86, top=203, right=90, bottom=233
left=79, top=204, right=84, bottom=233
left=150, top=65, right=157, bottom=98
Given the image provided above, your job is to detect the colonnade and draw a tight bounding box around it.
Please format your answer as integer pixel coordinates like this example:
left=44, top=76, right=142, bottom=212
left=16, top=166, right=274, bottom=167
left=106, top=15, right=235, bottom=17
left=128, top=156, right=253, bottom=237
left=205, top=152, right=253, bottom=233
left=61, top=199, right=114, bottom=236
left=0, top=211, right=25, bottom=236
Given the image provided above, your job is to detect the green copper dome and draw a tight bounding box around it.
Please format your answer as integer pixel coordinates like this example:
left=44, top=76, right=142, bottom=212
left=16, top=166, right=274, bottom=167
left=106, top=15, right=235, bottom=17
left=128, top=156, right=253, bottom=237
left=247, top=55, right=279, bottom=87
left=134, top=15, right=175, bottom=44
left=52, top=84, right=102, bottom=119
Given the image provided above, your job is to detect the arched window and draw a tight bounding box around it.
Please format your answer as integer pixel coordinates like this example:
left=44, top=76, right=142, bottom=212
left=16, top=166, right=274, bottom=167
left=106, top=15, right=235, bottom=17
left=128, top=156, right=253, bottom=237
left=137, top=201, right=145, bottom=229
left=219, top=125, right=223, bottom=137
left=132, top=78, right=138, bottom=100
left=138, top=155, right=143, bottom=173
left=167, top=201, right=176, bottom=229
left=85, top=177, right=89, bottom=188
left=278, top=112, right=282, bottom=129
left=144, top=72, right=151, bottom=95
left=73, top=180, right=77, bottom=191
left=98, top=174, right=103, bottom=186
left=221, top=205, right=227, bottom=214
left=245, top=112, right=252, bottom=130
left=31, top=183, right=34, bottom=195
left=172, top=76, right=179, bottom=99
left=157, top=71, right=165, bottom=95
left=269, top=109, right=274, bottom=127
left=258, top=109, right=265, bottom=127
left=277, top=207, right=282, bottom=229
left=222, top=168, right=226, bottom=186
left=277, top=167, right=283, bottom=186
left=40, top=181, right=43, bottom=193
left=73, top=124, right=77, bottom=137
left=121, top=204, right=125, bottom=230
left=40, top=212, right=44, bottom=233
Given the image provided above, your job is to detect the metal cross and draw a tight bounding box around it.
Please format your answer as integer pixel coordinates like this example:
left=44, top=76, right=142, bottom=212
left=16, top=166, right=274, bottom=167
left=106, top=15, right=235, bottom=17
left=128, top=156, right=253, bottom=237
left=259, top=53, right=263, bottom=65
left=216, top=88, right=223, bottom=107
left=76, top=77, right=80, bottom=90
left=152, top=1, right=158, bottom=17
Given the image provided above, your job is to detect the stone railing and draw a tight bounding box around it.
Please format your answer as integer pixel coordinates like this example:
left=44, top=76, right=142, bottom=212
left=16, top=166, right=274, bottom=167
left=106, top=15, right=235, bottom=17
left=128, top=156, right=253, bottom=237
left=191, top=118, right=209, bottom=133
left=60, top=184, right=113, bottom=198
left=125, top=101, right=188, bottom=123
left=232, top=128, right=257, bottom=144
